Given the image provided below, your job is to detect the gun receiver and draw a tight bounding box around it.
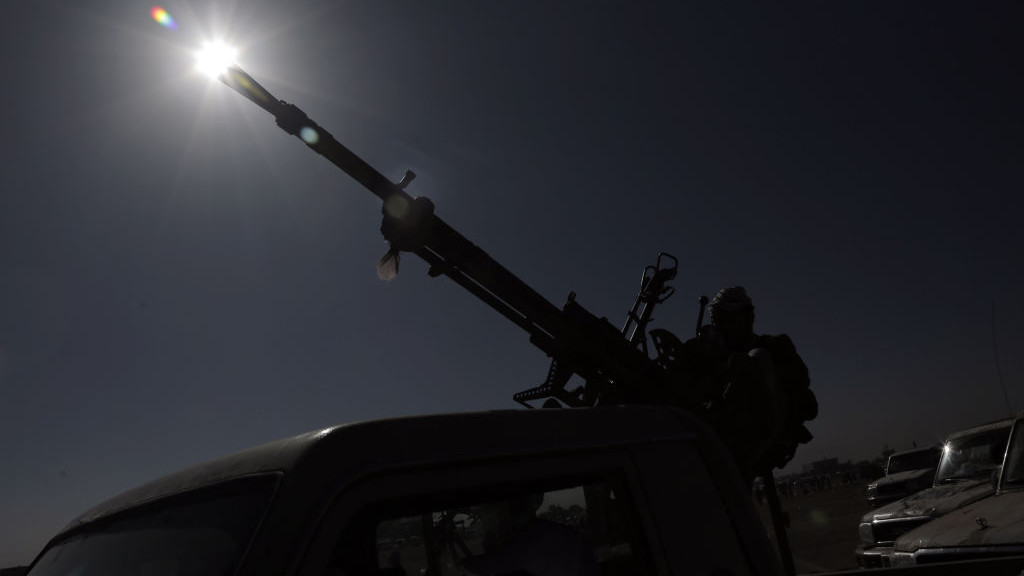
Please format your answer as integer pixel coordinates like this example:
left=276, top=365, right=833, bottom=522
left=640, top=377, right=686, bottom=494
left=217, top=65, right=679, bottom=410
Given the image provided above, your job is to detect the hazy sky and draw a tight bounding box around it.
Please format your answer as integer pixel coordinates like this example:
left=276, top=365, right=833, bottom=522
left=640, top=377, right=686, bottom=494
left=2, top=0, right=1023, bottom=566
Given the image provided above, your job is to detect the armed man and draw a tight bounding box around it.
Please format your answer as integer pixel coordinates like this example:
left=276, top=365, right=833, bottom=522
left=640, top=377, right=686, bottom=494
left=668, top=287, right=818, bottom=483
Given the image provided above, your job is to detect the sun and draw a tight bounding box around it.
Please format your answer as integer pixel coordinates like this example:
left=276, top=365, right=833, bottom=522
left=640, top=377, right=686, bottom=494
left=195, top=40, right=238, bottom=78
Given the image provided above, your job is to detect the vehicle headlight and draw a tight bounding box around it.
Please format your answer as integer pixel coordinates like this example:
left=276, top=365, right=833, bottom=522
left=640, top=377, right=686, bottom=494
left=859, top=522, right=874, bottom=544
left=891, top=552, right=916, bottom=567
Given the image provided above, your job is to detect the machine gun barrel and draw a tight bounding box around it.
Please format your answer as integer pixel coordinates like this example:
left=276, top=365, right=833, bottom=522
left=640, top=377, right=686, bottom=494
left=218, top=67, right=574, bottom=348
left=216, top=64, right=671, bottom=407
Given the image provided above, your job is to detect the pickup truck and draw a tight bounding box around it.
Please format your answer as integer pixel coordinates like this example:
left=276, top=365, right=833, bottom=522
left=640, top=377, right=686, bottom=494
left=23, top=407, right=784, bottom=576
left=866, top=445, right=942, bottom=507
left=855, top=418, right=1013, bottom=568
left=21, top=406, right=1024, bottom=576
left=890, top=412, right=1024, bottom=566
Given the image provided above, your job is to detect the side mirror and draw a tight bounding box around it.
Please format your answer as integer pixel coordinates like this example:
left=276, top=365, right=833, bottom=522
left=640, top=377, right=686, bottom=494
left=991, top=465, right=1003, bottom=491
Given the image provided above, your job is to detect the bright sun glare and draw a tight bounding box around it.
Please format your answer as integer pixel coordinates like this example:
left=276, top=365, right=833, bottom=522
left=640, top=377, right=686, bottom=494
left=195, top=41, right=237, bottom=78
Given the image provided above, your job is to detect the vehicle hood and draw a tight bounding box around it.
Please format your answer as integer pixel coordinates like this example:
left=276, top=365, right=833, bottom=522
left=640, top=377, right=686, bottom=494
left=870, top=469, right=935, bottom=489
left=861, top=479, right=993, bottom=523
left=895, top=490, right=1024, bottom=552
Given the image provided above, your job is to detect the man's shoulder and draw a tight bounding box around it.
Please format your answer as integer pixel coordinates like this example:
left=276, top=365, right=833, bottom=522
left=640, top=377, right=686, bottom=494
left=755, top=333, right=798, bottom=353
left=755, top=333, right=809, bottom=378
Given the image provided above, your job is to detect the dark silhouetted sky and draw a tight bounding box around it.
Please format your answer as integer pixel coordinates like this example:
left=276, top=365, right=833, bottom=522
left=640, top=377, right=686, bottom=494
left=2, top=0, right=1022, bottom=566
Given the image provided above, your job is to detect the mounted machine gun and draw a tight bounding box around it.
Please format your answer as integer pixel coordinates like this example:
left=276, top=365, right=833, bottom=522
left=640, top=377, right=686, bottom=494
left=215, top=65, right=693, bottom=412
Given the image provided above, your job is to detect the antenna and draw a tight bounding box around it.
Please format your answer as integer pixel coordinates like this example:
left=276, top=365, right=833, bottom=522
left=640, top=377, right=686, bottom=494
left=992, top=301, right=1013, bottom=417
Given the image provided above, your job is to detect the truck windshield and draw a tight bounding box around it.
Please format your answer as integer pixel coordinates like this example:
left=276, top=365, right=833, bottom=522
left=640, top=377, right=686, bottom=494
left=934, top=428, right=1011, bottom=484
left=27, top=475, right=277, bottom=576
left=887, top=448, right=939, bottom=475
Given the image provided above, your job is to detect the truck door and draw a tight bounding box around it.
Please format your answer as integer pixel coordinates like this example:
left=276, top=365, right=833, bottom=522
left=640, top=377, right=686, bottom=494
left=294, top=433, right=768, bottom=576
left=295, top=448, right=666, bottom=576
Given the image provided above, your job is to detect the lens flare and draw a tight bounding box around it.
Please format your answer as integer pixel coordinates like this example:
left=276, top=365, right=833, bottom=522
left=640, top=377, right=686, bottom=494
left=300, top=127, right=320, bottom=145
left=150, top=6, right=177, bottom=30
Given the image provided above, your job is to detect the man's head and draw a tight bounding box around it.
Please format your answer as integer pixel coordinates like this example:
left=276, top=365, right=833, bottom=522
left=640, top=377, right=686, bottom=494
left=708, top=286, right=755, bottom=352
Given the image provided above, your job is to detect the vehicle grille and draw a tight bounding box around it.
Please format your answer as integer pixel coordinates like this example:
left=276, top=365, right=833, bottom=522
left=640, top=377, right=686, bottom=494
left=873, top=517, right=932, bottom=544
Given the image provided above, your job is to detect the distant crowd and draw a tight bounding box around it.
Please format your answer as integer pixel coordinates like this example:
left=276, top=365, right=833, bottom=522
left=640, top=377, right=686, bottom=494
left=754, top=468, right=874, bottom=503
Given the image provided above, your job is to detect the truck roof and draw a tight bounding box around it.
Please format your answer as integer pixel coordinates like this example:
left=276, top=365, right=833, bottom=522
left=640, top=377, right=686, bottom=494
left=60, top=406, right=721, bottom=535
left=945, top=417, right=1014, bottom=441
left=890, top=445, right=941, bottom=458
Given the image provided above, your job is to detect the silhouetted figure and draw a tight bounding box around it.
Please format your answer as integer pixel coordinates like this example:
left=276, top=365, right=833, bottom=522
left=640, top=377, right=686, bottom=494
left=670, top=287, right=818, bottom=483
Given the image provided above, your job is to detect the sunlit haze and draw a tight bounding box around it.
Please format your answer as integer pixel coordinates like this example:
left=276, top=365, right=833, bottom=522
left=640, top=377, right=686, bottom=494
left=195, top=40, right=237, bottom=78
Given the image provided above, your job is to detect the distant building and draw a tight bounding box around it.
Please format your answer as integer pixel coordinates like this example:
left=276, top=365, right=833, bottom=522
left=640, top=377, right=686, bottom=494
left=854, top=460, right=885, bottom=481
left=803, top=457, right=840, bottom=475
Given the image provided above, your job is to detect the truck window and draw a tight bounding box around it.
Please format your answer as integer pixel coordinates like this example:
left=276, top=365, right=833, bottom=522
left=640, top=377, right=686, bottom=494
left=338, top=480, right=648, bottom=576
left=934, top=428, right=1010, bottom=483
left=885, top=448, right=939, bottom=475
left=27, top=475, right=277, bottom=576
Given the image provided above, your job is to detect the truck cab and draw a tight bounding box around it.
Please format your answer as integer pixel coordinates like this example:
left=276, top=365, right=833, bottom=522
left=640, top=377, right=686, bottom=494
left=24, top=407, right=783, bottom=576
left=867, top=445, right=942, bottom=507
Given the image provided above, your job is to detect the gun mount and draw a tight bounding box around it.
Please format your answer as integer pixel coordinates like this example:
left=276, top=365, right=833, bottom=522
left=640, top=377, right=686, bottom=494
left=513, top=253, right=680, bottom=409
